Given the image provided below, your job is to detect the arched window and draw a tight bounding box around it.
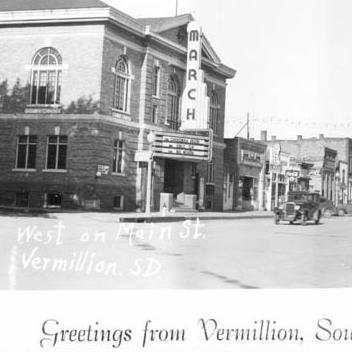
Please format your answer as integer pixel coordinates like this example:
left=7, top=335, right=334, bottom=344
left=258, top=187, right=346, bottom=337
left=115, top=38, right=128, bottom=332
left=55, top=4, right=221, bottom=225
left=167, top=75, right=180, bottom=130
left=113, top=56, right=130, bottom=112
left=209, top=91, right=220, bottom=134
left=30, top=47, right=62, bottom=105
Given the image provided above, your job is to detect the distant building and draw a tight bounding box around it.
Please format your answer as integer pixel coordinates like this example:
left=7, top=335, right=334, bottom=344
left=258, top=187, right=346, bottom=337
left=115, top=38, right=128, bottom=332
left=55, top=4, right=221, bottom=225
left=259, top=132, right=348, bottom=205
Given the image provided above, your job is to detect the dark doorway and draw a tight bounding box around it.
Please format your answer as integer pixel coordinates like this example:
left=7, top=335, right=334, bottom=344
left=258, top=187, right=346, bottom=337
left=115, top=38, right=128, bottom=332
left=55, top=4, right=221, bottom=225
left=164, top=159, right=184, bottom=196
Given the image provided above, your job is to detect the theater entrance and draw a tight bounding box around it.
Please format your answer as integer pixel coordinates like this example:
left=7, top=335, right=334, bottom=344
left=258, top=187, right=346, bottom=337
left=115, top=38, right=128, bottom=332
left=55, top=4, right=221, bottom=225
left=164, top=159, right=184, bottom=196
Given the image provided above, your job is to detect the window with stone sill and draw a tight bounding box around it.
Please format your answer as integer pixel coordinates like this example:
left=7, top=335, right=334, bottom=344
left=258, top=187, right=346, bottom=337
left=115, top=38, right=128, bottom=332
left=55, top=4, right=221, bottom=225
left=46, top=135, right=67, bottom=170
left=113, top=139, right=125, bottom=174
left=209, top=91, right=220, bottom=135
left=166, top=75, right=180, bottom=130
left=152, top=65, right=160, bottom=97
left=113, top=57, right=131, bottom=113
left=113, top=195, right=124, bottom=209
left=30, top=47, right=62, bottom=106
left=16, top=135, right=37, bottom=169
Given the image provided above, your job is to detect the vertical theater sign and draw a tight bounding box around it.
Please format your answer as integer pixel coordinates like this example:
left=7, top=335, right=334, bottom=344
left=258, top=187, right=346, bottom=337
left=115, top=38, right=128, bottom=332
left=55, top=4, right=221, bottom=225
left=180, top=21, right=210, bottom=131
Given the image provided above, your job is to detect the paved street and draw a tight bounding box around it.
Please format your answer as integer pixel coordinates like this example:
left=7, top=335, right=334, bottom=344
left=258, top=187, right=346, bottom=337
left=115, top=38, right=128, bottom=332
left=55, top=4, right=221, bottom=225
left=1, top=212, right=352, bottom=289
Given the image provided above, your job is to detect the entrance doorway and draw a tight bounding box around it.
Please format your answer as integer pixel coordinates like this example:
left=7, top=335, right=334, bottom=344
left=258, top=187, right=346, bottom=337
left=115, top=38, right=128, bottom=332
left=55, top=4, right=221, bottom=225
left=164, top=159, right=184, bottom=196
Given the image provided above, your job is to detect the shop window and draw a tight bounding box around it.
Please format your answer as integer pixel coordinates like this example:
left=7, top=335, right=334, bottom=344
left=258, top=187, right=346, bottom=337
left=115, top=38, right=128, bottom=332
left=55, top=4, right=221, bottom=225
left=45, top=192, right=62, bottom=208
left=113, top=139, right=125, bottom=174
left=46, top=135, right=67, bottom=169
left=30, top=47, right=62, bottom=105
left=242, top=177, right=254, bottom=201
left=16, top=135, right=37, bottom=169
left=152, top=65, right=160, bottom=97
left=205, top=184, right=215, bottom=210
left=113, top=195, right=124, bottom=209
left=207, top=159, right=214, bottom=183
left=209, top=91, right=220, bottom=134
left=113, top=56, right=131, bottom=112
left=166, top=75, right=180, bottom=130
left=15, top=192, right=29, bottom=207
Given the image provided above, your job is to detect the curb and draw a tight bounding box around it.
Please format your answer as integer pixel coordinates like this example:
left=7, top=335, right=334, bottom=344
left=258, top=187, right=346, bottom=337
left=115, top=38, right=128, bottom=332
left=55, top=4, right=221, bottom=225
left=117, top=214, right=273, bottom=223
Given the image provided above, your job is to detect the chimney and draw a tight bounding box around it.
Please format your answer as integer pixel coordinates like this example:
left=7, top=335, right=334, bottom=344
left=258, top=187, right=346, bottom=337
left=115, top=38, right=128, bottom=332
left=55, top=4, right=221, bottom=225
left=297, top=135, right=302, bottom=141
left=260, top=130, right=268, bottom=141
left=271, top=136, right=277, bottom=141
left=319, top=134, right=324, bottom=139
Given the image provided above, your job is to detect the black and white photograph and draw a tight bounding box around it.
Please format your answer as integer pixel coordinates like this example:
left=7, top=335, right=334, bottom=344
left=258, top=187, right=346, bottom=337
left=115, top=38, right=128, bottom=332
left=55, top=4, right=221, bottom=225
left=1, top=0, right=352, bottom=292
left=1, top=4, right=352, bottom=350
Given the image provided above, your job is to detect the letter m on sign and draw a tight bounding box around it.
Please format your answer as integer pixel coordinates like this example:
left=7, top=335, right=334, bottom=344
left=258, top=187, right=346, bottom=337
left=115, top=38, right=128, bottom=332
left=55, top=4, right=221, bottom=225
left=189, top=30, right=199, bottom=42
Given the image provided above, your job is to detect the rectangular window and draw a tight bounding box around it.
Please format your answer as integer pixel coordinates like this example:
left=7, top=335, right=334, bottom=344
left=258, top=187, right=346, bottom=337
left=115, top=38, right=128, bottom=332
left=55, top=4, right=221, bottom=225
left=152, top=66, right=160, bottom=96
left=15, top=192, right=29, bottom=207
left=113, top=195, right=124, bottom=209
left=45, top=192, right=62, bottom=208
left=113, top=140, right=124, bottom=174
left=152, top=105, right=158, bottom=124
left=31, top=71, right=38, bottom=104
left=31, top=69, right=62, bottom=105
left=46, top=135, right=67, bottom=170
left=16, top=135, right=37, bottom=169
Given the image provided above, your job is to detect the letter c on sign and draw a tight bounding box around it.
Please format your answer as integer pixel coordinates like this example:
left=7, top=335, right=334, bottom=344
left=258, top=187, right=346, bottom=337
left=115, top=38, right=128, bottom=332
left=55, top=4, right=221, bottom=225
left=188, top=89, right=196, bottom=100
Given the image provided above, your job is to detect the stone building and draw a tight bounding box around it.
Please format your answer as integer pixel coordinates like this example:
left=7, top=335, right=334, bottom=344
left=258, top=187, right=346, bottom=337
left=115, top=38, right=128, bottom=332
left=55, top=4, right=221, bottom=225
left=0, top=0, right=235, bottom=211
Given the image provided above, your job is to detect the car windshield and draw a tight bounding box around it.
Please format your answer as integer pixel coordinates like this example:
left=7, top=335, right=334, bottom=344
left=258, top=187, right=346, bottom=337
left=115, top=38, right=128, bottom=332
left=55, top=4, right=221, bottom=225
left=288, top=193, right=315, bottom=202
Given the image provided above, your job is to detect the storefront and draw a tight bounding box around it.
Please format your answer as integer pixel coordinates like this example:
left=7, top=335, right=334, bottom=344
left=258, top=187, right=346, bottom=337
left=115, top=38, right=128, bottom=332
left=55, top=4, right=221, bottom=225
left=224, top=137, right=266, bottom=211
left=265, top=144, right=291, bottom=211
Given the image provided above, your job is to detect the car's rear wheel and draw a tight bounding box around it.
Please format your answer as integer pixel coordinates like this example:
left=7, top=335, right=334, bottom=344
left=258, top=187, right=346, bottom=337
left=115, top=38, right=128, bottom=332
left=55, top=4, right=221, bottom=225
left=338, top=209, right=345, bottom=217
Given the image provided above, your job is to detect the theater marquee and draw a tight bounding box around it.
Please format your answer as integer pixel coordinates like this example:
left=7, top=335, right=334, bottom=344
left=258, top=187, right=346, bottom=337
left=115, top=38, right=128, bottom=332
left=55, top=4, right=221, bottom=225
left=152, top=131, right=212, bottom=161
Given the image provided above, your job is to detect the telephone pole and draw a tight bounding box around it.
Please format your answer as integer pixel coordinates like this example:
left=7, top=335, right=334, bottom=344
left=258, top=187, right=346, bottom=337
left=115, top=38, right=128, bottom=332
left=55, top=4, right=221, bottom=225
left=247, top=112, right=250, bottom=139
left=175, top=0, right=178, bottom=16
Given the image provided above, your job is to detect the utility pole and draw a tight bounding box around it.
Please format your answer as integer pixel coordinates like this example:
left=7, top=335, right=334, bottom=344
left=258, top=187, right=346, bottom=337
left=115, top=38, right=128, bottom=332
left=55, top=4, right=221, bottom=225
left=246, top=112, right=250, bottom=139
left=175, top=0, right=178, bottom=16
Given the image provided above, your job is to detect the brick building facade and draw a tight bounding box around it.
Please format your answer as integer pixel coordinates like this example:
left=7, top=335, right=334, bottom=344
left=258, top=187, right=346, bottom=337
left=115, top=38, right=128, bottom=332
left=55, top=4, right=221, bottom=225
left=224, top=138, right=266, bottom=211
left=0, top=0, right=235, bottom=211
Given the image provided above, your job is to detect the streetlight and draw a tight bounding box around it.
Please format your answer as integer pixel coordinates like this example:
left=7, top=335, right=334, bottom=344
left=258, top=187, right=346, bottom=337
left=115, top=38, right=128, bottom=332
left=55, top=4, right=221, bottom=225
left=145, top=132, right=155, bottom=216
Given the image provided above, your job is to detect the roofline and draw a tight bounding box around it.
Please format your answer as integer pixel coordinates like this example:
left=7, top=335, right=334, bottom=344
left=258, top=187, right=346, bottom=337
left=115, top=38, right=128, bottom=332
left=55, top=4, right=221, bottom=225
left=0, top=7, right=145, bottom=36
left=0, top=7, right=236, bottom=79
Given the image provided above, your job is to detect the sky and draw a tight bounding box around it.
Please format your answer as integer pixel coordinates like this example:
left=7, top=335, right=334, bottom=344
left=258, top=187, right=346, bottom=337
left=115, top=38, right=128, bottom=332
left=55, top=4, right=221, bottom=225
left=105, top=0, right=352, bottom=139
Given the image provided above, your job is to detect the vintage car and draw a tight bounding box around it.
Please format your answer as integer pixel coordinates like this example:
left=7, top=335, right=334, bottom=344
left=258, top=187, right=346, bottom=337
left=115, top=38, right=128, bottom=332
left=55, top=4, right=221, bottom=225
left=274, top=191, right=321, bottom=225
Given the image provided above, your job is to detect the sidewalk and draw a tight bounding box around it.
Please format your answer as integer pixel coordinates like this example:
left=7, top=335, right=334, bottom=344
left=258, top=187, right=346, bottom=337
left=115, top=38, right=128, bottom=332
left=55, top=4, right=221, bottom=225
left=0, top=206, right=273, bottom=223
left=116, top=210, right=273, bottom=223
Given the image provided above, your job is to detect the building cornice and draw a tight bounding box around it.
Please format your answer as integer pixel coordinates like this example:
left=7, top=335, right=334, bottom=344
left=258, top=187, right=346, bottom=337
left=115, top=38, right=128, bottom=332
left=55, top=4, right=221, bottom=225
left=0, top=7, right=235, bottom=80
